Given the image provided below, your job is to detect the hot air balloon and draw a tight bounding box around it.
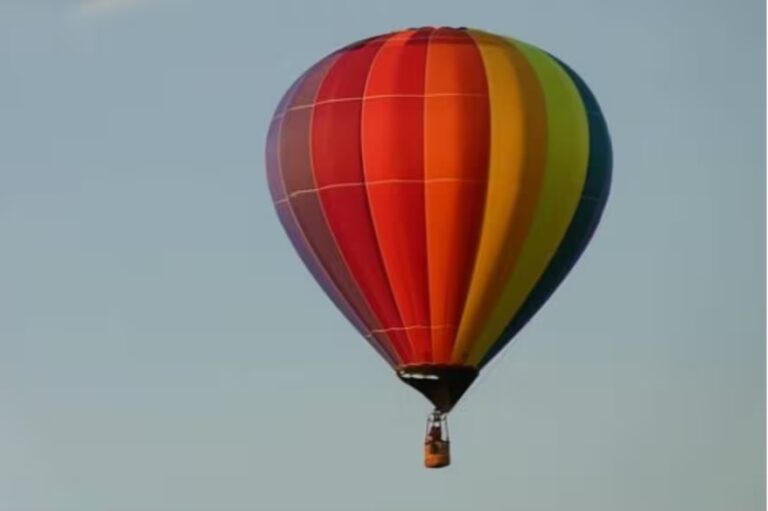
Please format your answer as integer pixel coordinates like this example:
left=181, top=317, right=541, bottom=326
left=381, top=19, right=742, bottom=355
left=265, top=27, right=612, bottom=468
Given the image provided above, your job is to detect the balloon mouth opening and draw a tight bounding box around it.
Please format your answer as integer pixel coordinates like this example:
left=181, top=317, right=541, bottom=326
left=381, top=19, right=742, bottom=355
left=397, top=364, right=478, bottom=413
left=399, top=372, right=441, bottom=381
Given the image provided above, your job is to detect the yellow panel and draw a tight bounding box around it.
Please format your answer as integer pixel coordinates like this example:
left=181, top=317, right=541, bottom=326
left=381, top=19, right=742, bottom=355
left=453, top=37, right=590, bottom=365
left=451, top=31, right=548, bottom=363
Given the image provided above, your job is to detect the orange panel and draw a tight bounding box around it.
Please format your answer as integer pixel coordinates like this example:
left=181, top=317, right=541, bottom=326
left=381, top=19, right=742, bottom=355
left=423, top=28, right=490, bottom=362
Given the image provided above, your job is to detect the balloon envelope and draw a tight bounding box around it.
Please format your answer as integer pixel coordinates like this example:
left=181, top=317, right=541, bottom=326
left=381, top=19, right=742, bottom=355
left=266, top=27, right=612, bottom=411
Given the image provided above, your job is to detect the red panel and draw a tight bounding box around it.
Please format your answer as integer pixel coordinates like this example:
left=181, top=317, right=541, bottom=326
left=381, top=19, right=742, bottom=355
left=361, top=28, right=433, bottom=363
left=276, top=53, right=403, bottom=362
left=423, top=28, right=490, bottom=362
left=311, top=36, right=415, bottom=362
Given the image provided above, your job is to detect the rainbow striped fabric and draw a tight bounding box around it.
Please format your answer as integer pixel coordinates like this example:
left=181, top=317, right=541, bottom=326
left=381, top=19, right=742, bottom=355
left=266, top=27, right=612, bottom=372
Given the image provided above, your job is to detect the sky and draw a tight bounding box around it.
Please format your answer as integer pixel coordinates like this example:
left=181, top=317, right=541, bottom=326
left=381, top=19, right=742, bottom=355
left=0, top=0, right=764, bottom=510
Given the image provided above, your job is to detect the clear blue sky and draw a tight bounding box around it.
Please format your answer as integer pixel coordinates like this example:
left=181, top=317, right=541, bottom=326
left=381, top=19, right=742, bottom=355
left=0, top=1, right=764, bottom=510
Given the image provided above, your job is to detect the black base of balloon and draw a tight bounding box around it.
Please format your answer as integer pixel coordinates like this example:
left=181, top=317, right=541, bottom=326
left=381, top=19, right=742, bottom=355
left=397, top=365, right=479, bottom=413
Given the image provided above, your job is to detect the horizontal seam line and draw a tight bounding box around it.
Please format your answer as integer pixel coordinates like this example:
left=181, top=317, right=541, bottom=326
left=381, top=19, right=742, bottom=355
left=274, top=178, right=487, bottom=203
left=273, top=92, right=488, bottom=118
left=365, top=324, right=457, bottom=338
